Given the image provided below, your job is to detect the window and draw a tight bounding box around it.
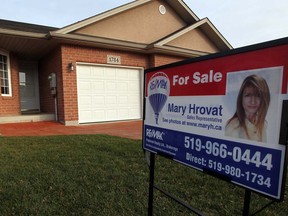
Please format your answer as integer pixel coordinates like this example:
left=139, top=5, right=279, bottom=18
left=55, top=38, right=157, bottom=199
left=0, top=52, right=11, bottom=96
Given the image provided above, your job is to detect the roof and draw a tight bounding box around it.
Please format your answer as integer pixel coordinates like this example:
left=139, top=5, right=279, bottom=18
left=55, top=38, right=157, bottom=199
left=56, top=0, right=200, bottom=34
left=0, top=19, right=58, bottom=33
left=153, top=18, right=231, bottom=51
left=0, top=0, right=232, bottom=60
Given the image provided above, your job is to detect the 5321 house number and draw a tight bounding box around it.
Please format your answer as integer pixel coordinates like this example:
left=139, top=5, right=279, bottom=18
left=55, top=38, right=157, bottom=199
left=107, top=55, right=121, bottom=64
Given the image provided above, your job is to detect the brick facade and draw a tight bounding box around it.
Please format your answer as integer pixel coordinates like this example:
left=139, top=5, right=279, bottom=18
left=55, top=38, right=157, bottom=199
left=0, top=53, right=20, bottom=115
left=39, top=47, right=62, bottom=117
left=151, top=54, right=186, bottom=67
left=37, top=44, right=186, bottom=124
left=0, top=43, right=188, bottom=124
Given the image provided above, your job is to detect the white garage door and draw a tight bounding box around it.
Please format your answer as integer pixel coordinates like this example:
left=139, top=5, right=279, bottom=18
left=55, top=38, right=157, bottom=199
left=76, top=64, right=142, bottom=124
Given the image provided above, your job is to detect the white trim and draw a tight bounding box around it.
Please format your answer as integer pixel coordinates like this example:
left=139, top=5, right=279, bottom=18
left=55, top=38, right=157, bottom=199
left=0, top=50, right=12, bottom=97
left=177, top=0, right=199, bottom=21
left=76, top=62, right=144, bottom=71
left=204, top=18, right=233, bottom=49
left=155, top=19, right=207, bottom=46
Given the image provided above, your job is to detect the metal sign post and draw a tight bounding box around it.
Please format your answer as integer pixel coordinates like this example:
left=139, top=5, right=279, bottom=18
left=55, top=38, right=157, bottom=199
left=146, top=152, right=205, bottom=216
left=242, top=190, right=251, bottom=216
left=148, top=153, right=155, bottom=216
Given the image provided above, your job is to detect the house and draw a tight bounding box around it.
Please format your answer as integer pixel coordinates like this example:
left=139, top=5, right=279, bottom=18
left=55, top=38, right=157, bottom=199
left=0, top=0, right=232, bottom=125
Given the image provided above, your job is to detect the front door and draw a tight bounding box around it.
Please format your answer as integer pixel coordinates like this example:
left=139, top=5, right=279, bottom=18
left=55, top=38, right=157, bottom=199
left=19, top=61, right=40, bottom=111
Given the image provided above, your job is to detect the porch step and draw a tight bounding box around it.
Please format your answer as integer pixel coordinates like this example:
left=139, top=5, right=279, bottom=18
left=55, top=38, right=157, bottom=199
left=0, top=114, right=55, bottom=124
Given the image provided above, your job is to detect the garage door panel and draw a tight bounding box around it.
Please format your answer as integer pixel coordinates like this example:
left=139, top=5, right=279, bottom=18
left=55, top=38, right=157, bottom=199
left=128, top=83, right=139, bottom=91
left=129, top=95, right=140, bottom=104
left=106, top=109, right=118, bottom=119
left=94, top=110, right=106, bottom=121
left=130, top=108, right=141, bottom=117
left=78, top=66, right=91, bottom=78
left=92, top=81, right=105, bottom=91
left=79, top=110, right=92, bottom=122
left=128, top=71, right=139, bottom=80
left=118, top=109, right=129, bottom=118
left=93, top=96, right=105, bottom=107
left=77, top=65, right=142, bottom=123
left=106, top=81, right=117, bottom=90
left=78, top=81, right=91, bottom=90
left=105, top=95, right=117, bottom=105
left=117, top=82, right=128, bottom=91
left=116, top=70, right=128, bottom=79
left=91, top=67, right=104, bottom=77
left=118, top=96, right=128, bottom=104
left=78, top=95, right=92, bottom=105
left=105, top=69, right=116, bottom=78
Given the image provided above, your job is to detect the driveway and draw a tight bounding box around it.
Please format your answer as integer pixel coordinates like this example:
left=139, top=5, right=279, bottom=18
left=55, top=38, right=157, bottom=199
left=0, top=120, right=143, bottom=140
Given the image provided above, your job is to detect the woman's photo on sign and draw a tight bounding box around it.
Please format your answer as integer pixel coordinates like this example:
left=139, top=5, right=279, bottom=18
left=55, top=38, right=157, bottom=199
left=225, top=75, right=270, bottom=142
left=224, top=67, right=283, bottom=145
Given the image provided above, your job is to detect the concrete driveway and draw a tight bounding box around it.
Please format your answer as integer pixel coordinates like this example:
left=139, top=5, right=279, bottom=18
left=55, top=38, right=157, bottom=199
left=0, top=120, right=143, bottom=140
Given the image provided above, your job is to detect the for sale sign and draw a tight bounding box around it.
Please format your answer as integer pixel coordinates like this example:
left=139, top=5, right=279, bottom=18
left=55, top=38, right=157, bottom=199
left=143, top=38, right=288, bottom=200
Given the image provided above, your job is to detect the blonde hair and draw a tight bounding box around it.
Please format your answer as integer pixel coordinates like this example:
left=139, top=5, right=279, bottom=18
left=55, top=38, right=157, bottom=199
left=227, top=75, right=270, bottom=140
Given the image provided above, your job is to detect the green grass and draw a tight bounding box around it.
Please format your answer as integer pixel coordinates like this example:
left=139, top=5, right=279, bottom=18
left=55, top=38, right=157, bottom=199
left=0, top=135, right=287, bottom=215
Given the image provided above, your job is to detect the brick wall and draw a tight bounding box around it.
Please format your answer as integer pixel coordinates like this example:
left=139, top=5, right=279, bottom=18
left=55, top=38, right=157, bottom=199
left=40, top=44, right=190, bottom=125
left=0, top=53, right=20, bottom=115
left=151, top=54, right=187, bottom=67
left=0, top=44, right=191, bottom=121
left=39, top=47, right=62, bottom=120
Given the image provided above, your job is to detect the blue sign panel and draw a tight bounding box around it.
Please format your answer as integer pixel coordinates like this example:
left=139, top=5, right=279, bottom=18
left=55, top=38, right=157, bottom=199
left=144, top=125, right=284, bottom=198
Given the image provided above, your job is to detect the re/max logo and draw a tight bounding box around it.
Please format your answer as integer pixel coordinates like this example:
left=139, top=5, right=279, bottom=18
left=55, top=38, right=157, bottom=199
left=149, top=79, right=168, bottom=91
left=146, top=129, right=165, bottom=140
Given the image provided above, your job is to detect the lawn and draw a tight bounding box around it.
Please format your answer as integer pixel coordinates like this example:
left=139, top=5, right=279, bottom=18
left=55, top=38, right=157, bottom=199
left=0, top=135, right=287, bottom=215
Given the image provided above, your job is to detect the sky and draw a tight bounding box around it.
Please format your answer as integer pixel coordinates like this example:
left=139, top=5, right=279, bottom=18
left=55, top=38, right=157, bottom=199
left=1, top=0, right=288, bottom=48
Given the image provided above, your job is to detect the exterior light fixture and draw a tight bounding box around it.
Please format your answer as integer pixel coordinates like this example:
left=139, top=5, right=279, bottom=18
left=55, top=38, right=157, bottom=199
left=69, top=62, right=74, bottom=71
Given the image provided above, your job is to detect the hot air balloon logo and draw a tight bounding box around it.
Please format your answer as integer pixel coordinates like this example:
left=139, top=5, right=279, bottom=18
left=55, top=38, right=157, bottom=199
left=148, top=72, right=170, bottom=124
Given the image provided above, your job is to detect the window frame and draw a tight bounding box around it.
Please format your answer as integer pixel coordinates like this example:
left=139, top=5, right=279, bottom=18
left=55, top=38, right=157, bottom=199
left=0, top=51, right=12, bottom=97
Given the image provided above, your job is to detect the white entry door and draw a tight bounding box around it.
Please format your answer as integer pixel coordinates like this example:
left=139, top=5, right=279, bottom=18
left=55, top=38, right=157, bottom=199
left=77, top=64, right=143, bottom=124
left=19, top=61, right=40, bottom=111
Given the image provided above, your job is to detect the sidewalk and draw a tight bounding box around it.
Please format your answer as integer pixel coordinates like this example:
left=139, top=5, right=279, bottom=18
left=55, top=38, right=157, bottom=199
left=0, top=120, right=143, bottom=140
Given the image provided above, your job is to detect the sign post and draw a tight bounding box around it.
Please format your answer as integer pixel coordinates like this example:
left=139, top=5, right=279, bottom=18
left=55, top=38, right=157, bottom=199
left=143, top=37, right=288, bottom=215
left=242, top=190, right=251, bottom=216
left=148, top=153, right=155, bottom=216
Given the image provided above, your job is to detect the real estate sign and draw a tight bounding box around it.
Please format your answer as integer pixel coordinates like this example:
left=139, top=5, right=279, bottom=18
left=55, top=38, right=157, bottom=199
left=143, top=39, right=288, bottom=200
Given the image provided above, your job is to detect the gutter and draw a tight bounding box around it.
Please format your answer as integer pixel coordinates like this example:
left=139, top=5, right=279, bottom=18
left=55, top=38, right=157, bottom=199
left=148, top=44, right=211, bottom=58
left=0, top=27, right=211, bottom=59
left=48, top=32, right=209, bottom=58
left=0, top=28, right=47, bottom=39
left=48, top=32, right=148, bottom=51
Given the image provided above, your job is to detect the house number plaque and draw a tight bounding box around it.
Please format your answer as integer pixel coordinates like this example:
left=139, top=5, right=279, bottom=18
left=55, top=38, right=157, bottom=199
left=107, top=55, right=121, bottom=64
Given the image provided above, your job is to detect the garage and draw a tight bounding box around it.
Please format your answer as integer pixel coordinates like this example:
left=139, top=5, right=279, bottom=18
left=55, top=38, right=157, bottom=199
left=76, top=64, right=143, bottom=124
